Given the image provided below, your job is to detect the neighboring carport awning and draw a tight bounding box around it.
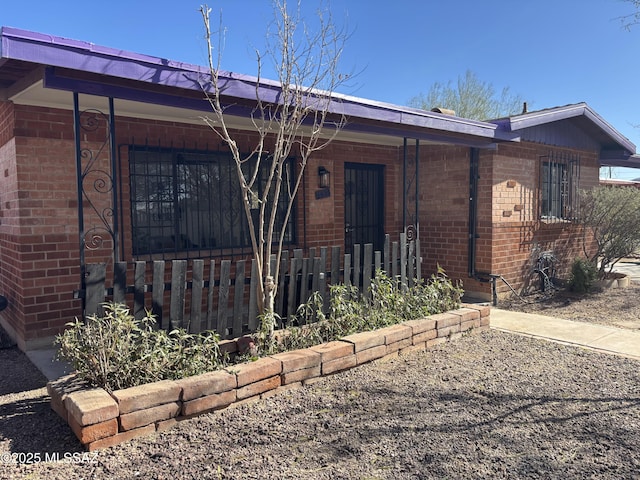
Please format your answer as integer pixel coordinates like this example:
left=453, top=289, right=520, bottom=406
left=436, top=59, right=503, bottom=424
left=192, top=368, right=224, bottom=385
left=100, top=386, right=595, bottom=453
left=599, top=151, right=640, bottom=169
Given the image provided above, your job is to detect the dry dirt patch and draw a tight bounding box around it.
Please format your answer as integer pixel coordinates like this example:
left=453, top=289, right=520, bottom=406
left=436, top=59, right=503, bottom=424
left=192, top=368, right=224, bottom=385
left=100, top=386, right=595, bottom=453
left=499, top=283, right=640, bottom=330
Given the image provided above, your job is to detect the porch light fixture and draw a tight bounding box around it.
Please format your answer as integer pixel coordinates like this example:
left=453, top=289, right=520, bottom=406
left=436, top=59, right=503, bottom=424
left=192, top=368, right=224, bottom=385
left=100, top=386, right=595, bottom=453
left=318, top=166, right=330, bottom=189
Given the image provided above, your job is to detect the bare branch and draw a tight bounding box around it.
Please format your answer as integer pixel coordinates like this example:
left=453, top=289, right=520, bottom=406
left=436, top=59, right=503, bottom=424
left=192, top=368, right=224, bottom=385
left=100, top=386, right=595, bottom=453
left=200, top=0, right=350, bottom=324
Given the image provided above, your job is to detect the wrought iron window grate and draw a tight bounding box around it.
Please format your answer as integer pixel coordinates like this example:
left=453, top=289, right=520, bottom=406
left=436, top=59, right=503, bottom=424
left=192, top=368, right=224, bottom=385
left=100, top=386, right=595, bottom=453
left=540, top=151, right=580, bottom=222
left=128, top=145, right=296, bottom=259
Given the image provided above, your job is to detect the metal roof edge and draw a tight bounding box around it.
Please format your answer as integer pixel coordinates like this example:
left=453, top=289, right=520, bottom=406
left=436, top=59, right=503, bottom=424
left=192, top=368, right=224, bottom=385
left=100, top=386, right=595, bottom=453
left=0, top=26, right=520, bottom=143
left=494, top=102, right=635, bottom=154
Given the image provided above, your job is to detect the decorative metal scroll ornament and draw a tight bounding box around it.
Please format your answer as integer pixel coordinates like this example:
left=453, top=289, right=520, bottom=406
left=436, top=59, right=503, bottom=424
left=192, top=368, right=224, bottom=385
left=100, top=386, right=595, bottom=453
left=79, top=109, right=116, bottom=251
left=404, top=141, right=418, bottom=241
left=405, top=224, right=417, bottom=242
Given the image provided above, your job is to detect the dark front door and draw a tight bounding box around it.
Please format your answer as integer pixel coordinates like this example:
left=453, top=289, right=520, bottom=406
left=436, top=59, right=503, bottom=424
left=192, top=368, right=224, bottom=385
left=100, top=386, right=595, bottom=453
left=344, top=163, right=385, bottom=256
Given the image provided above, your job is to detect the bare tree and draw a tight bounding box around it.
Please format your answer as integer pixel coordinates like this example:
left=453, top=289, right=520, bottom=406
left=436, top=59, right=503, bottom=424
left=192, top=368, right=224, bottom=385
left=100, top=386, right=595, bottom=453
left=408, top=70, right=525, bottom=121
left=619, top=0, right=640, bottom=29
left=199, top=1, right=348, bottom=343
left=579, top=186, right=640, bottom=278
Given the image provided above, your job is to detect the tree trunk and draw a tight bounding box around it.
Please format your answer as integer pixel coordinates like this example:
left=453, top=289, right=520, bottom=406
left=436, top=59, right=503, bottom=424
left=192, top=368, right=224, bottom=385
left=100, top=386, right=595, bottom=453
left=264, top=275, right=276, bottom=337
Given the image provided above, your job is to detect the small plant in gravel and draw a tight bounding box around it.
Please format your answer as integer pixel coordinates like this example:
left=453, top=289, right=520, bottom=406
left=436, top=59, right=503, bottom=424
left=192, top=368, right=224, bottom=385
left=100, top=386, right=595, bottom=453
left=55, top=303, right=226, bottom=392
left=568, top=257, right=598, bottom=293
left=256, top=269, right=463, bottom=355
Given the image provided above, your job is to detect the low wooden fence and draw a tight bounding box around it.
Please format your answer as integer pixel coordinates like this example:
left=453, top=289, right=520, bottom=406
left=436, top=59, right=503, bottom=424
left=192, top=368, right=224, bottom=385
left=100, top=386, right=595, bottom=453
left=83, top=234, right=421, bottom=339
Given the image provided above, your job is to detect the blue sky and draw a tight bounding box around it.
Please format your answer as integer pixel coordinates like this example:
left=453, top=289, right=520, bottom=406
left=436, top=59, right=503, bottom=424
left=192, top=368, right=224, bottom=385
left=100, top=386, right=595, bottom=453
left=3, top=0, right=640, bottom=179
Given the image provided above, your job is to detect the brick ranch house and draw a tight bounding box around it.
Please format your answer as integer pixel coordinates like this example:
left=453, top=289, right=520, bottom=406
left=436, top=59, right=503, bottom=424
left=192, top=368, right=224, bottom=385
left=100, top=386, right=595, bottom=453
left=0, top=27, right=637, bottom=351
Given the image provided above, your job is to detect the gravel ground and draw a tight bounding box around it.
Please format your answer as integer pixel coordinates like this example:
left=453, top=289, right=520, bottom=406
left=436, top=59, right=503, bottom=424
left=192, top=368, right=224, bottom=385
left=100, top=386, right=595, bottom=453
left=1, top=287, right=639, bottom=480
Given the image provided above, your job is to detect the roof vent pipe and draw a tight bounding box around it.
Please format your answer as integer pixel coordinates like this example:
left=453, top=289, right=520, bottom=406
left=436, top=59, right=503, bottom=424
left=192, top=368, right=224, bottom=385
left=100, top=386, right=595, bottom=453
left=431, top=107, right=456, bottom=116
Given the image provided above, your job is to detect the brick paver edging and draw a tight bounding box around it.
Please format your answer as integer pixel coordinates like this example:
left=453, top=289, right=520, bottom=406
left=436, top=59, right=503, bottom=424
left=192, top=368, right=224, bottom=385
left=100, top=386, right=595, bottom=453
left=47, top=305, right=490, bottom=451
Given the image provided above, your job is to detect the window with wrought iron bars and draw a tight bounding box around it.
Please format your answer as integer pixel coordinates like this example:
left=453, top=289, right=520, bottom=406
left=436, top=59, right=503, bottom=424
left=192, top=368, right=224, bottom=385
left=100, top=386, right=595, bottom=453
left=540, top=152, right=580, bottom=221
left=128, top=146, right=296, bottom=258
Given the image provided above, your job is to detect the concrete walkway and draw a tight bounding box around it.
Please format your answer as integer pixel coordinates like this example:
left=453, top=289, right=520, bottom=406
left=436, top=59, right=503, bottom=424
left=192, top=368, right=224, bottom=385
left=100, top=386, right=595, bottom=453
left=491, top=308, right=640, bottom=361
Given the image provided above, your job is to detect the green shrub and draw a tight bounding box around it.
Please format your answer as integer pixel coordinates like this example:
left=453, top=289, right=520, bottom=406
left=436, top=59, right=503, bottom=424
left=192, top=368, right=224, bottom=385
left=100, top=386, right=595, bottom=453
left=579, top=186, right=640, bottom=277
left=55, top=303, right=226, bottom=392
left=568, top=257, right=598, bottom=293
left=257, top=269, right=463, bottom=355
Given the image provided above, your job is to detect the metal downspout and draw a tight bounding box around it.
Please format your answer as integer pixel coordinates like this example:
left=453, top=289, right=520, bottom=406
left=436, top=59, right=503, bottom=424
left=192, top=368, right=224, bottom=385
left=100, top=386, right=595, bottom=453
left=108, top=97, right=120, bottom=263
left=468, top=147, right=479, bottom=277
left=402, top=137, right=407, bottom=230
left=468, top=147, right=500, bottom=305
left=73, top=92, right=86, bottom=312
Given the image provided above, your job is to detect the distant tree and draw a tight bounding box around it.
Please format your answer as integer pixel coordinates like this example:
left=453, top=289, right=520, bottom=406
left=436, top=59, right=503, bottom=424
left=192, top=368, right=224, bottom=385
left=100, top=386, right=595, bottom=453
left=408, top=70, right=525, bottom=120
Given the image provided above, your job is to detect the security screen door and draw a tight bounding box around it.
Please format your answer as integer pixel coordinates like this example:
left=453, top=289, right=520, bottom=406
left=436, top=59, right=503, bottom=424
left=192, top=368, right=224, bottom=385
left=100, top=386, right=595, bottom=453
left=344, top=163, right=385, bottom=258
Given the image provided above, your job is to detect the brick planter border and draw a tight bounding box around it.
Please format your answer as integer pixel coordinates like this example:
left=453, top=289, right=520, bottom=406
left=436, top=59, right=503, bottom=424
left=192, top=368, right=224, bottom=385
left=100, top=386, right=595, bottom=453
left=47, top=305, right=490, bottom=451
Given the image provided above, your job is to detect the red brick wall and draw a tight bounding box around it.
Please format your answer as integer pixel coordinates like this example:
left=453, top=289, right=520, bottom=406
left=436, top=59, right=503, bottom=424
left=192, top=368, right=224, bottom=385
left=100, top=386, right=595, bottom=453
left=0, top=104, right=408, bottom=347
left=416, top=141, right=601, bottom=300
left=302, top=141, right=403, bottom=252
left=0, top=99, right=605, bottom=345
left=487, top=142, right=599, bottom=297
left=419, top=145, right=473, bottom=288
left=0, top=105, right=83, bottom=347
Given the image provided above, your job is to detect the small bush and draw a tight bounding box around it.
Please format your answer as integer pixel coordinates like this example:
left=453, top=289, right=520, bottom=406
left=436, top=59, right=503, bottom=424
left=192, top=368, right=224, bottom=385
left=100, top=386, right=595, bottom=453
left=568, top=257, right=598, bottom=293
left=579, top=186, right=640, bottom=277
left=55, top=303, right=226, bottom=392
left=257, top=269, right=463, bottom=355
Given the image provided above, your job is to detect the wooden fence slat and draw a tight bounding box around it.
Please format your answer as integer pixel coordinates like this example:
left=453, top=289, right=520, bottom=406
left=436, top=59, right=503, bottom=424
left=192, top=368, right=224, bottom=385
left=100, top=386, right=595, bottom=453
left=233, top=260, right=246, bottom=338
left=217, top=260, right=231, bottom=337
left=113, top=262, right=127, bottom=305
left=190, top=260, right=204, bottom=333
left=319, top=247, right=328, bottom=308
left=84, top=263, right=106, bottom=317
left=248, top=259, right=258, bottom=331
left=206, top=259, right=216, bottom=331
left=300, top=257, right=310, bottom=307
left=276, top=251, right=289, bottom=321
left=392, top=241, right=399, bottom=280
left=133, top=261, right=146, bottom=320
left=384, top=234, right=390, bottom=275
left=81, top=232, right=419, bottom=336
left=353, top=244, right=361, bottom=291
left=269, top=254, right=277, bottom=279
left=400, top=232, right=407, bottom=291
left=287, top=257, right=301, bottom=320
left=311, top=257, right=321, bottom=299
left=330, top=246, right=340, bottom=286
left=169, top=260, right=187, bottom=330
left=152, top=260, right=165, bottom=329
left=344, top=254, right=351, bottom=287
left=320, top=247, right=327, bottom=273
left=363, top=243, right=373, bottom=298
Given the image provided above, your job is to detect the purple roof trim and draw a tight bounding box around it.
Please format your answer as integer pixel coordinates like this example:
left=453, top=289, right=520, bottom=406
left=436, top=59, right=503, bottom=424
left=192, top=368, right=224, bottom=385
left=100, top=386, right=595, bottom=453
left=492, top=103, right=635, bottom=154
left=1, top=27, right=517, bottom=143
